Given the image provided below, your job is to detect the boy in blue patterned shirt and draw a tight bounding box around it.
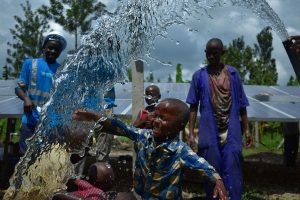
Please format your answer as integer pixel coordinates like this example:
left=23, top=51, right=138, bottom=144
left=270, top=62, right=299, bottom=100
left=72, top=98, right=228, bottom=200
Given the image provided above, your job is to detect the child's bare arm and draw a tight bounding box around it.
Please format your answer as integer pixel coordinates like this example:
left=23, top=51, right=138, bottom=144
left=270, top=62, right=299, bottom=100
left=72, top=109, right=102, bottom=122
left=72, top=109, right=139, bottom=140
left=181, top=146, right=228, bottom=199
left=213, top=180, right=228, bottom=200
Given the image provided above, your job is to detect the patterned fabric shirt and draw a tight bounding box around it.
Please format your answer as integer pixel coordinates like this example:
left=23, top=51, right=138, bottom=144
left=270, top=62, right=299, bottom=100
left=94, top=118, right=221, bottom=200
left=208, top=66, right=232, bottom=144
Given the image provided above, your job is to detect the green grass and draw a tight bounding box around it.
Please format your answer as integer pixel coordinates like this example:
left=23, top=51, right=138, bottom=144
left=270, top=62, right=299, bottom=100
left=243, top=145, right=282, bottom=157
left=242, top=186, right=267, bottom=200
left=0, top=118, right=21, bottom=144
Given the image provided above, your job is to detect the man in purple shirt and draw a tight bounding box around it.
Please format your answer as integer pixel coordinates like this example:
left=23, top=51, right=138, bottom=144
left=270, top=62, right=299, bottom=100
left=186, top=38, right=252, bottom=200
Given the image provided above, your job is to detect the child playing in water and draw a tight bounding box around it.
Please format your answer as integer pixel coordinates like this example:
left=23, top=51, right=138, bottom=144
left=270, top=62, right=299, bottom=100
left=72, top=98, right=228, bottom=200
left=133, top=84, right=161, bottom=129
left=52, top=162, right=115, bottom=200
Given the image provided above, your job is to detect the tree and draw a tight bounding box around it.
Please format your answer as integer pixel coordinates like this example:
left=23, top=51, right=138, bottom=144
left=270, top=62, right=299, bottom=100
left=176, top=63, right=183, bottom=83
left=6, top=1, right=50, bottom=78
left=146, top=71, right=154, bottom=82
left=39, top=0, right=106, bottom=49
left=287, top=75, right=299, bottom=86
left=248, top=27, right=278, bottom=85
left=168, top=74, right=173, bottom=83
left=2, top=65, right=11, bottom=80
left=222, top=36, right=253, bottom=81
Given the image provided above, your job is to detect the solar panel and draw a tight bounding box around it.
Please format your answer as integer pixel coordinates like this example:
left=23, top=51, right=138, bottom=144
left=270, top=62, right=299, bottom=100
left=1, top=80, right=300, bottom=122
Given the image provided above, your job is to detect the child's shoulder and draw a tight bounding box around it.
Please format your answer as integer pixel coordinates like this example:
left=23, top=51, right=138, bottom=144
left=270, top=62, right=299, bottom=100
left=178, top=141, right=198, bottom=155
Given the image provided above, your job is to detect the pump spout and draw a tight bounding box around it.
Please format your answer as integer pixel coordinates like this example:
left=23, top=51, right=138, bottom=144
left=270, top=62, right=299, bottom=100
left=283, top=36, right=300, bottom=82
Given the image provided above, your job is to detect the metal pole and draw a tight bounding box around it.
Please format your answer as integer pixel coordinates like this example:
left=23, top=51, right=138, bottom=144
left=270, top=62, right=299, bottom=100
left=131, top=60, right=144, bottom=200
left=132, top=60, right=144, bottom=120
left=255, top=121, right=259, bottom=147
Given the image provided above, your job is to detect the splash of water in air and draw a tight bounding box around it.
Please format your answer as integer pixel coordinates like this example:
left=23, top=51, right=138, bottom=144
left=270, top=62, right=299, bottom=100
left=5, top=0, right=288, bottom=199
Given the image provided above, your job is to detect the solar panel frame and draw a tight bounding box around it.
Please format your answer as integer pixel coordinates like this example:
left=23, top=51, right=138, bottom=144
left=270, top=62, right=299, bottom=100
left=1, top=80, right=300, bottom=122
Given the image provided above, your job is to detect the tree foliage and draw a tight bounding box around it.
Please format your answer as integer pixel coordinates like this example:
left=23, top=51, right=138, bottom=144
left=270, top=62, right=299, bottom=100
left=287, top=75, right=299, bottom=86
left=176, top=63, right=183, bottom=83
left=39, top=0, right=106, bottom=49
left=2, top=65, right=11, bottom=80
left=6, top=1, right=50, bottom=78
left=222, top=36, right=253, bottom=81
left=127, top=67, right=132, bottom=82
left=248, top=27, right=278, bottom=85
left=146, top=71, right=154, bottom=82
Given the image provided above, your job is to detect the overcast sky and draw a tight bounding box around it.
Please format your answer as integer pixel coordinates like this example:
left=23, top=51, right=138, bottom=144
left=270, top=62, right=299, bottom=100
left=0, top=0, right=299, bottom=85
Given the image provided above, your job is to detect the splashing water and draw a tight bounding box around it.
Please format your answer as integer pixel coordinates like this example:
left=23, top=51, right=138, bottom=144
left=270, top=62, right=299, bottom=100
left=5, top=0, right=288, bottom=199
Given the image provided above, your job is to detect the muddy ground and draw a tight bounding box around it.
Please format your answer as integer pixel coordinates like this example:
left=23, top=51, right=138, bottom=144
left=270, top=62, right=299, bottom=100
left=1, top=146, right=299, bottom=200
left=107, top=150, right=300, bottom=200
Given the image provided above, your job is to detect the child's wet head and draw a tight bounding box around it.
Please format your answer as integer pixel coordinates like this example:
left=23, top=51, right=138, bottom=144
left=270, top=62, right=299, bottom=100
left=88, top=162, right=115, bottom=191
left=151, top=98, right=189, bottom=140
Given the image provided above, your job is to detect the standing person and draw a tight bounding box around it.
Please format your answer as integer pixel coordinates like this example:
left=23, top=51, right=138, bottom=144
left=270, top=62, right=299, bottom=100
left=15, top=31, right=67, bottom=154
left=72, top=98, right=229, bottom=200
left=133, top=84, right=161, bottom=128
left=186, top=38, right=252, bottom=200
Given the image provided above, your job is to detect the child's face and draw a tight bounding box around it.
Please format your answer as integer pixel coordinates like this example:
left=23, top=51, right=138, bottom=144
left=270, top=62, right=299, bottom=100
left=144, top=87, right=160, bottom=105
left=43, top=40, right=62, bottom=63
left=151, top=101, right=181, bottom=139
left=205, top=42, right=223, bottom=67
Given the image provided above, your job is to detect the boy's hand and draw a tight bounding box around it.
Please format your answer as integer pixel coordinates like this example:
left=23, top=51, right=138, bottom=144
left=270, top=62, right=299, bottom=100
left=213, top=179, right=228, bottom=200
left=72, top=109, right=100, bottom=122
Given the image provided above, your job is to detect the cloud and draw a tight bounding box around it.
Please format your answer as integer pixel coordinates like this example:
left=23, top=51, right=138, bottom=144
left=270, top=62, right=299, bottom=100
left=1, top=0, right=299, bottom=84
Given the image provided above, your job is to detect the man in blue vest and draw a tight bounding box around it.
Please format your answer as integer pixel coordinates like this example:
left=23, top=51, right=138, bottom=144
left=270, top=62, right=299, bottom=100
left=15, top=31, right=67, bottom=154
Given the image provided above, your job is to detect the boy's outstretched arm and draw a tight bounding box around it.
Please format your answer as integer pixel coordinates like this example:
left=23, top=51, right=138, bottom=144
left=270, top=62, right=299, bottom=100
left=72, top=109, right=138, bottom=140
left=182, top=146, right=228, bottom=200
left=72, top=109, right=102, bottom=122
left=213, top=180, right=228, bottom=200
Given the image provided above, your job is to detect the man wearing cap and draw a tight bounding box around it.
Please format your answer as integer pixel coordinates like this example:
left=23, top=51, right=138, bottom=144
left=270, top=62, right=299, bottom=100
left=15, top=31, right=67, bottom=154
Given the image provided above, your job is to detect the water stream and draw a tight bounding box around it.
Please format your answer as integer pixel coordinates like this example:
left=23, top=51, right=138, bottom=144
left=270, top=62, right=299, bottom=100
left=4, top=0, right=288, bottom=199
